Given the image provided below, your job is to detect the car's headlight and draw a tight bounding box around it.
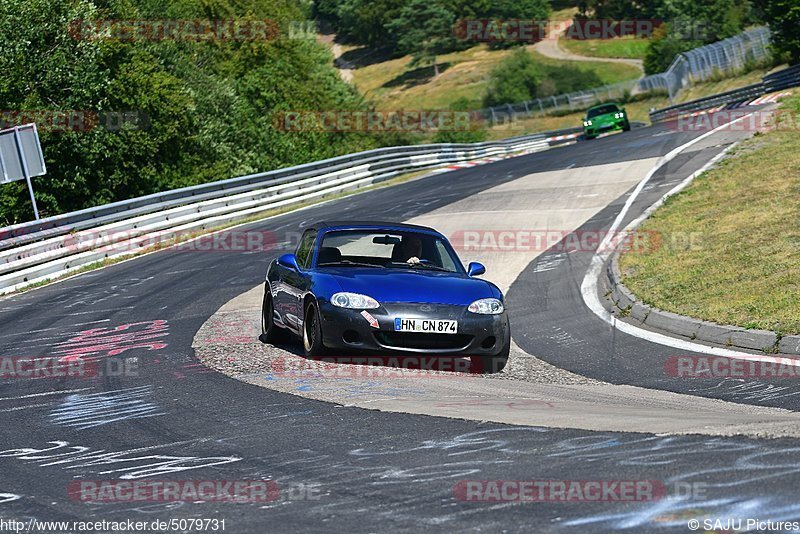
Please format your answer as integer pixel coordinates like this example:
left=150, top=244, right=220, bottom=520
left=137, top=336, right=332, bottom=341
left=331, top=292, right=379, bottom=309
left=583, top=120, right=592, bottom=126
left=468, top=298, right=504, bottom=315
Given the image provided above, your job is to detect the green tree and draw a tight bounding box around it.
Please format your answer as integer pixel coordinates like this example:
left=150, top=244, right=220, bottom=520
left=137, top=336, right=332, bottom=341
left=756, top=0, right=800, bottom=64
left=0, top=0, right=387, bottom=224
left=643, top=24, right=703, bottom=74
left=483, top=49, right=544, bottom=106
left=386, top=0, right=456, bottom=76
left=579, top=0, right=661, bottom=18
left=442, top=0, right=491, bottom=18
left=333, top=0, right=404, bottom=48
left=541, top=64, right=603, bottom=94
left=491, top=0, right=550, bottom=19
left=659, top=0, right=754, bottom=43
left=640, top=0, right=759, bottom=74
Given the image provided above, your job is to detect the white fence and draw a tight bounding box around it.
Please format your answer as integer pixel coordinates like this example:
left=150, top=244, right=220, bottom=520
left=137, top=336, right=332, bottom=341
left=639, top=27, right=772, bottom=99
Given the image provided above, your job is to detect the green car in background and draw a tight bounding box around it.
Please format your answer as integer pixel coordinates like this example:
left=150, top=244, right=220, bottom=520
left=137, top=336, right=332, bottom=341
left=582, top=103, right=630, bottom=140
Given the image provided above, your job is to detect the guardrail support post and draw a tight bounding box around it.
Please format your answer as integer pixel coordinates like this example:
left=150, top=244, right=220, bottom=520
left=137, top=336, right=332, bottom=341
left=13, top=127, right=40, bottom=221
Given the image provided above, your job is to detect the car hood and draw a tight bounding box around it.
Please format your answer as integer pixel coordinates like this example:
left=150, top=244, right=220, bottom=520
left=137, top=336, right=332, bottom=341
left=589, top=112, right=619, bottom=122
left=322, top=267, right=500, bottom=306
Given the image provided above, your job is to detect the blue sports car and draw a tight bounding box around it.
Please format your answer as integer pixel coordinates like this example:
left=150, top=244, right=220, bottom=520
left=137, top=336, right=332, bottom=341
left=260, top=221, right=510, bottom=373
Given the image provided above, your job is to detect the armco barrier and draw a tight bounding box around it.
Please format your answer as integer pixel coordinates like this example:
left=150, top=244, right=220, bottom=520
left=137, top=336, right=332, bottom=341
left=763, top=64, right=800, bottom=92
left=0, top=130, right=570, bottom=294
left=649, top=64, right=800, bottom=123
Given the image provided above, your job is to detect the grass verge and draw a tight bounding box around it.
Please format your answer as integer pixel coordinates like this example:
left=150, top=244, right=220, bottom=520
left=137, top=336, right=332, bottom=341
left=560, top=36, right=650, bottom=60
left=349, top=45, right=642, bottom=111
left=617, top=92, right=800, bottom=334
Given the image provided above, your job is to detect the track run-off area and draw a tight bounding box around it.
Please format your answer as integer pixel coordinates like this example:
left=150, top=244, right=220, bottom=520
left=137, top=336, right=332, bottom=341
left=2, top=106, right=800, bottom=533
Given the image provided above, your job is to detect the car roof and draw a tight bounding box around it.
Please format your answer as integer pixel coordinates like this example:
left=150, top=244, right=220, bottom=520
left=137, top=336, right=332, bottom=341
left=313, top=221, right=442, bottom=234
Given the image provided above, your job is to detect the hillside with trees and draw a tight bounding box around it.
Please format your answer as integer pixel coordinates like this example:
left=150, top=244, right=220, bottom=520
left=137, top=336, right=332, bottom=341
left=0, top=0, right=395, bottom=224
left=1, top=0, right=796, bottom=224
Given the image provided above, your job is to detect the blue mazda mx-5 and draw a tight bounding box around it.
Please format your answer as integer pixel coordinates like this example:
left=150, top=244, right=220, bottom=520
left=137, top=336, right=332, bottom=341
left=260, top=221, right=510, bottom=373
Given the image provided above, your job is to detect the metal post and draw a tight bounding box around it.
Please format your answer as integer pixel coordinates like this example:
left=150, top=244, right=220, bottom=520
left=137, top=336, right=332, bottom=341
left=13, top=126, right=40, bottom=220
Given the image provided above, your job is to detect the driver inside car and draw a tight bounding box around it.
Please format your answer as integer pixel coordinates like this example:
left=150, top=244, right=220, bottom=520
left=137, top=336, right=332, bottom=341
left=396, top=236, right=423, bottom=264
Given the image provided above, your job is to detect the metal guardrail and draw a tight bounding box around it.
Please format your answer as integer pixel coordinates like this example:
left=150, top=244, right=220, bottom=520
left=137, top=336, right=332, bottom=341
left=0, top=132, right=559, bottom=249
left=649, top=64, right=800, bottom=122
left=648, top=83, right=765, bottom=122
left=0, top=129, right=575, bottom=294
left=763, top=63, right=800, bottom=92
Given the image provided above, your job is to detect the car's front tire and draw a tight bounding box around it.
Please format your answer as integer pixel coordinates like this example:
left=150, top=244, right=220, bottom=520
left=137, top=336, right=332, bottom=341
left=302, top=300, right=326, bottom=357
left=622, top=121, right=631, bottom=132
left=259, top=289, right=287, bottom=344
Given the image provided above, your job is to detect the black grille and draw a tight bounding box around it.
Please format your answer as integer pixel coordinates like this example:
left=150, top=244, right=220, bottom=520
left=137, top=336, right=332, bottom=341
left=374, top=332, right=472, bottom=350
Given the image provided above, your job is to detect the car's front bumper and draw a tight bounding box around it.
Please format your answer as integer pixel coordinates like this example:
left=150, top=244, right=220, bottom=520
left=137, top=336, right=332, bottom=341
left=584, top=117, right=626, bottom=136
left=318, top=301, right=509, bottom=356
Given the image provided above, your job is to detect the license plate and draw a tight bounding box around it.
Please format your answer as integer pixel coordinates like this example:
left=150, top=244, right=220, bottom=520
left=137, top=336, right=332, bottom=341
left=394, top=318, right=458, bottom=334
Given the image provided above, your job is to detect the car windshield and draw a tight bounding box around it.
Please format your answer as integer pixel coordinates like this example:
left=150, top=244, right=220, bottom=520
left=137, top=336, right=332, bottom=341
left=317, top=230, right=463, bottom=273
left=587, top=104, right=619, bottom=118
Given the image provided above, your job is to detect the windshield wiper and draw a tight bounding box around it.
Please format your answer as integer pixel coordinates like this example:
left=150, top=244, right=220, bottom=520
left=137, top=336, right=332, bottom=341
left=318, top=260, right=384, bottom=268
left=413, top=264, right=452, bottom=272
left=387, top=261, right=451, bottom=272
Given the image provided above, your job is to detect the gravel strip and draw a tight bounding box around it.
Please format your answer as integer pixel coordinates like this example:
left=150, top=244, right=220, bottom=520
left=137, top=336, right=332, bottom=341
left=195, top=307, right=602, bottom=387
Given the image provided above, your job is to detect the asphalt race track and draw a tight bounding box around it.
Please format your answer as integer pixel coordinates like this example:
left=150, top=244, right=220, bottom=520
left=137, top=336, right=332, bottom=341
left=510, top=138, right=800, bottom=411
left=3, top=110, right=800, bottom=533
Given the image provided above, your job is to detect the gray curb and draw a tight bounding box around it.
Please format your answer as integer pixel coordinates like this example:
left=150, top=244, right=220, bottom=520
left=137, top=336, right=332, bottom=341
left=603, top=250, right=794, bottom=354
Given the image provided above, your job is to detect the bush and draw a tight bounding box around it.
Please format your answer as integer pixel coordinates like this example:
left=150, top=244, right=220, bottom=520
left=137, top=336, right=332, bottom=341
left=540, top=64, right=603, bottom=95
left=755, top=0, right=800, bottom=65
left=484, top=49, right=545, bottom=107
left=484, top=49, right=606, bottom=106
left=643, top=25, right=703, bottom=75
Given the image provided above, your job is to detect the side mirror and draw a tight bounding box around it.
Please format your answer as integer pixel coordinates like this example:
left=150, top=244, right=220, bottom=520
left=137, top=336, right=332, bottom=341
left=467, top=262, right=485, bottom=277
left=277, top=253, right=300, bottom=271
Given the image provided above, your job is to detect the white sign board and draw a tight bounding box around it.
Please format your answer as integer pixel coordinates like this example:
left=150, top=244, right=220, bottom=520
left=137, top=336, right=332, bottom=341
left=0, top=124, right=47, bottom=219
